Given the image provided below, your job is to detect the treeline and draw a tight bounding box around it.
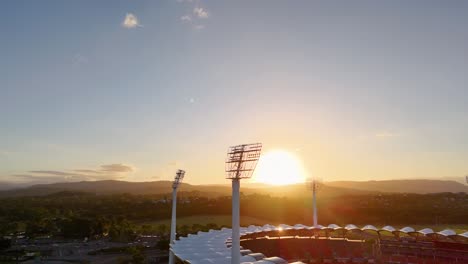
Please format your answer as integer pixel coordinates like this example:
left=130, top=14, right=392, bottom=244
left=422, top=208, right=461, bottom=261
left=0, top=191, right=467, bottom=240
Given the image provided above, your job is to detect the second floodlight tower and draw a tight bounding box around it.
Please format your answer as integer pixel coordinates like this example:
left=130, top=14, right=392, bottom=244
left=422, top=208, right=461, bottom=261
left=312, top=178, right=319, bottom=227
left=225, top=143, right=262, bottom=264
left=308, top=177, right=320, bottom=227
left=169, top=169, right=185, bottom=264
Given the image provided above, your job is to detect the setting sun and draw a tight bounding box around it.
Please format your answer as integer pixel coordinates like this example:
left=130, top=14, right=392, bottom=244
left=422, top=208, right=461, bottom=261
left=253, top=150, right=307, bottom=185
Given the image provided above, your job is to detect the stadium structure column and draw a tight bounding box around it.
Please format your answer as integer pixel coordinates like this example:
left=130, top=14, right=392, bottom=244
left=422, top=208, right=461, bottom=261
left=232, top=178, right=241, bottom=264
left=225, top=143, right=262, bottom=264
left=313, top=178, right=318, bottom=227
left=169, top=169, right=185, bottom=264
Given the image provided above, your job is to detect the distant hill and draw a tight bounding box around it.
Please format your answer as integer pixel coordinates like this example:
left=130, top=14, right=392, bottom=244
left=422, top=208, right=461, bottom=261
left=0, top=179, right=465, bottom=198
left=0, top=182, right=15, bottom=191
left=0, top=180, right=226, bottom=198
left=0, top=180, right=368, bottom=198
left=326, top=179, right=468, bottom=194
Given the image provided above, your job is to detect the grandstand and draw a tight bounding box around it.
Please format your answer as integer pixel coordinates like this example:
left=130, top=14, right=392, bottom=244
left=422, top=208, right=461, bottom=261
left=171, top=224, right=468, bottom=264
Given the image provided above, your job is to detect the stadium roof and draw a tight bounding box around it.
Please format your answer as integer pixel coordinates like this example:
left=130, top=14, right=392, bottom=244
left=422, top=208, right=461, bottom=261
left=171, top=224, right=467, bottom=264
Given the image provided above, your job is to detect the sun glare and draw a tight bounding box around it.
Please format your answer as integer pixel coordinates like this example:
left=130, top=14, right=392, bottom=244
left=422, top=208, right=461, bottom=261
left=253, top=150, right=306, bottom=185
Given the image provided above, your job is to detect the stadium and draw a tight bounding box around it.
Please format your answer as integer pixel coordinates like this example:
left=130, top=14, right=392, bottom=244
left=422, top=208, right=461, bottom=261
left=172, top=224, right=468, bottom=264
left=169, top=144, right=468, bottom=264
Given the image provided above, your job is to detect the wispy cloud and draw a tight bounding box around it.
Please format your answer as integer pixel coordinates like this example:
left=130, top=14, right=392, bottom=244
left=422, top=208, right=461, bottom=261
left=193, top=24, right=205, bottom=30
left=14, top=174, right=89, bottom=183
left=178, top=2, right=209, bottom=30
left=100, top=163, right=134, bottom=173
left=11, top=163, right=135, bottom=184
left=180, top=15, right=192, bottom=22
left=122, top=13, right=141, bottom=28
left=73, top=169, right=104, bottom=174
left=193, top=7, right=209, bottom=18
left=29, top=170, right=81, bottom=177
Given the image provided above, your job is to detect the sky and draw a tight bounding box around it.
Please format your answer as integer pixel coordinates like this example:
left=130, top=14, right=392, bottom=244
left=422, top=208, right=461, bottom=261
left=1, top=0, right=468, bottom=186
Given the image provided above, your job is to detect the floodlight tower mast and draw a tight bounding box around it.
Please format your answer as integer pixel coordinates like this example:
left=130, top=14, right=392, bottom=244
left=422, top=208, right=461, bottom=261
left=169, top=169, right=185, bottom=264
left=312, top=178, right=318, bottom=227
left=225, top=143, right=262, bottom=264
left=308, top=177, right=321, bottom=227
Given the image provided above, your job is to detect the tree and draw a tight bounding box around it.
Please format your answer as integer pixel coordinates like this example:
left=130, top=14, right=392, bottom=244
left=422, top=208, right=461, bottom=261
left=178, top=225, right=190, bottom=236
left=206, top=223, right=219, bottom=231
left=157, top=224, right=167, bottom=236
left=126, top=247, right=145, bottom=264
left=156, top=239, right=170, bottom=251
left=109, top=219, right=135, bottom=242
left=61, top=217, right=93, bottom=238
left=0, top=238, right=11, bottom=251
left=140, top=224, right=153, bottom=235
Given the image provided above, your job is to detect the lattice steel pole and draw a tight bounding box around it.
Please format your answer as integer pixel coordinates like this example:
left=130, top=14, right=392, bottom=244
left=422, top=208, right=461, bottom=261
left=169, top=169, right=185, bottom=264
left=225, top=143, right=262, bottom=264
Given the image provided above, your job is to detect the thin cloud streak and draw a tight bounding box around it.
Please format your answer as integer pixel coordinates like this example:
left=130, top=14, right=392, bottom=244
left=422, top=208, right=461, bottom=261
left=100, top=164, right=134, bottom=173
left=29, top=170, right=81, bottom=177
left=10, top=163, right=135, bottom=184
left=73, top=169, right=105, bottom=174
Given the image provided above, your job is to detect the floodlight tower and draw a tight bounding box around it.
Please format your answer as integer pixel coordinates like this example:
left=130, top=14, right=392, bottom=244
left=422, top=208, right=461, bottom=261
left=308, top=177, right=321, bottom=227
left=225, top=143, right=262, bottom=264
left=312, top=178, right=318, bottom=227
left=169, top=169, right=185, bottom=264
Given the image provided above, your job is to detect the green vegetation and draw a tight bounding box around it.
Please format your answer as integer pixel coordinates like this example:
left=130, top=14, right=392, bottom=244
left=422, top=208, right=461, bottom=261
left=141, top=215, right=268, bottom=227
left=0, top=191, right=467, bottom=242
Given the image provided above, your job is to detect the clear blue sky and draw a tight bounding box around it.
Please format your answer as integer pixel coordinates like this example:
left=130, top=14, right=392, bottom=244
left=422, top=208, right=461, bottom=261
left=1, top=0, right=468, bottom=185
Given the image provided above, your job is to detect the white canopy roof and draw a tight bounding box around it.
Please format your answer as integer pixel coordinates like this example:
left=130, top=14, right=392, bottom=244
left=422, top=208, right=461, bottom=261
left=362, top=225, right=379, bottom=232
left=437, top=229, right=457, bottom=237
left=380, top=226, right=396, bottom=233
left=240, top=255, right=257, bottom=262
left=173, top=223, right=468, bottom=264
left=345, top=224, right=359, bottom=231
left=327, top=224, right=342, bottom=230
left=399, top=227, right=415, bottom=233
left=418, top=228, right=435, bottom=236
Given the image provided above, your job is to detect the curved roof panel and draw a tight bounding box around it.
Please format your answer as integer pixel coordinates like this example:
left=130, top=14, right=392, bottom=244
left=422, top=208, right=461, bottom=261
left=380, top=226, right=396, bottom=233
left=362, top=225, right=378, bottom=232
left=345, top=224, right=359, bottom=230
left=240, top=255, right=257, bottom=262
left=438, top=229, right=457, bottom=237
left=399, top=227, right=415, bottom=233
left=418, top=228, right=434, bottom=236
left=293, top=224, right=307, bottom=229
left=263, top=256, right=288, bottom=264
left=314, top=224, right=325, bottom=230
left=327, top=224, right=342, bottom=230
